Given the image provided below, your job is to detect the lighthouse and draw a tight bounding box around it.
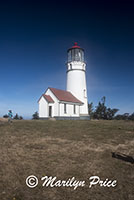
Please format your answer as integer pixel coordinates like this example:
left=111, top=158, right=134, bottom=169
left=66, top=42, right=89, bottom=116
left=38, top=42, right=89, bottom=119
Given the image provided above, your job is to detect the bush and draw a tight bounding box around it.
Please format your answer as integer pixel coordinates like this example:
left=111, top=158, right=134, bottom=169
left=32, top=111, right=39, bottom=120
left=13, top=114, right=23, bottom=120
left=13, top=113, right=19, bottom=120
left=114, top=113, right=134, bottom=120
left=89, top=96, right=119, bottom=120
left=3, top=114, right=8, bottom=118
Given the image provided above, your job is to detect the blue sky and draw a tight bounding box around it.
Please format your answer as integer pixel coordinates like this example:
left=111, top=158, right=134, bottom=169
left=0, top=0, right=134, bottom=118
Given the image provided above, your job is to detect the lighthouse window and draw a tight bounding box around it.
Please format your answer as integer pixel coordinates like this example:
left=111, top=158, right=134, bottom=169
left=68, top=51, right=71, bottom=62
left=75, top=49, right=79, bottom=61
left=72, top=49, right=75, bottom=61
left=81, top=51, right=84, bottom=62
left=64, top=103, right=67, bottom=113
left=74, top=105, right=76, bottom=114
left=84, top=89, right=87, bottom=98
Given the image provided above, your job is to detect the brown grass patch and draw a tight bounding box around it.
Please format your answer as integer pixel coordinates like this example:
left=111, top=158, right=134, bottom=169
left=0, top=120, right=134, bottom=200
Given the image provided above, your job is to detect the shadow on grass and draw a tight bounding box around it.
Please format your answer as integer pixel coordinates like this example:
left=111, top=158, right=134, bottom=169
left=112, top=152, right=134, bottom=164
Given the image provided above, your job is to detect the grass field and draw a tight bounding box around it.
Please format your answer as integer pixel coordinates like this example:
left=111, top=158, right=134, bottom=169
left=0, top=120, right=134, bottom=200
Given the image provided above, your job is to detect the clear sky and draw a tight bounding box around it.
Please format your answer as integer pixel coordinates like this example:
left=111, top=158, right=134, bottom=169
left=0, top=0, right=134, bottom=118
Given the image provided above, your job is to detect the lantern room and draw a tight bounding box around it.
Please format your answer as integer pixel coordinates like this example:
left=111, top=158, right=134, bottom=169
left=67, top=42, right=84, bottom=62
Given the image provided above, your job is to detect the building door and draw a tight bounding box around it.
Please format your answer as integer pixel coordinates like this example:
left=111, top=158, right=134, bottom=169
left=49, top=106, right=52, bottom=117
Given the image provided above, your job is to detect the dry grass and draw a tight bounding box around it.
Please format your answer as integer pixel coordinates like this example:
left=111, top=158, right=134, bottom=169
left=0, top=118, right=8, bottom=123
left=0, top=120, right=134, bottom=200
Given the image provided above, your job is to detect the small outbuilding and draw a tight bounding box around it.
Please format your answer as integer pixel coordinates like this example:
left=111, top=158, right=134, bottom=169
left=38, top=87, right=83, bottom=119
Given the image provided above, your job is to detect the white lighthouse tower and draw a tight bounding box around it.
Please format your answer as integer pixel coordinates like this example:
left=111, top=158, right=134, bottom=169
left=66, top=42, right=89, bottom=116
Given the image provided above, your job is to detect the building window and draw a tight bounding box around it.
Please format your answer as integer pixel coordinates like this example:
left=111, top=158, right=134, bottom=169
left=64, top=103, right=67, bottom=113
left=74, top=105, right=76, bottom=114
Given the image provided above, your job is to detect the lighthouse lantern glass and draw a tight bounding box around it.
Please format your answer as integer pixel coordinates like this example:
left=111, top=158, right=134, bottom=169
left=68, top=48, right=84, bottom=62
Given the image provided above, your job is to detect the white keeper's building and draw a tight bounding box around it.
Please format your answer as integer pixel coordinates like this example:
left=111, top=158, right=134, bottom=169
left=38, top=43, right=89, bottom=119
